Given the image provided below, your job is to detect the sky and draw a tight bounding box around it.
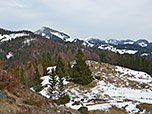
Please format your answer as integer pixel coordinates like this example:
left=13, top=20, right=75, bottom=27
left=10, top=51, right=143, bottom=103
left=0, top=0, right=152, bottom=41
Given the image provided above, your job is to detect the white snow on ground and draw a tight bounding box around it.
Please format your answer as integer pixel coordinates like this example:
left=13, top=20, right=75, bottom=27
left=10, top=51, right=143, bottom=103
left=39, top=86, right=50, bottom=98
left=116, top=49, right=138, bottom=54
left=123, top=41, right=134, bottom=44
left=41, top=76, right=51, bottom=86
left=0, top=33, right=29, bottom=43
left=141, top=53, right=149, bottom=56
left=47, top=66, right=56, bottom=73
left=138, top=42, right=148, bottom=47
left=98, top=44, right=138, bottom=54
left=82, top=41, right=94, bottom=47
left=65, top=37, right=75, bottom=42
left=6, top=52, right=13, bottom=59
left=50, top=32, right=64, bottom=39
left=39, top=65, right=69, bottom=99
left=30, top=87, right=35, bottom=92
left=23, top=38, right=35, bottom=46
left=40, top=61, right=152, bottom=113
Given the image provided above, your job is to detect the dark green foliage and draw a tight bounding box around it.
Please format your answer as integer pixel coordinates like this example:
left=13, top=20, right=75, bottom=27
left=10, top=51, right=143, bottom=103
left=42, top=53, right=52, bottom=76
left=49, top=68, right=57, bottom=99
left=54, top=94, right=70, bottom=105
left=47, top=53, right=52, bottom=67
left=56, top=55, right=66, bottom=96
left=148, top=60, right=152, bottom=75
left=117, top=55, right=152, bottom=76
left=72, top=49, right=92, bottom=85
left=56, top=55, right=65, bottom=77
left=67, top=62, right=72, bottom=76
left=72, top=101, right=80, bottom=105
left=42, top=53, right=48, bottom=76
left=33, top=66, right=42, bottom=92
left=78, top=107, right=89, bottom=114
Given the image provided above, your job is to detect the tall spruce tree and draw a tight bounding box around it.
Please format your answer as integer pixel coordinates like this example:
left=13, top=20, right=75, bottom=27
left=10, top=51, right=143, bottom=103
left=56, top=55, right=65, bottom=96
left=47, top=53, right=52, bottom=67
left=33, top=66, right=42, bottom=91
left=72, top=49, right=92, bottom=85
left=49, top=68, right=57, bottom=99
left=42, top=53, right=48, bottom=75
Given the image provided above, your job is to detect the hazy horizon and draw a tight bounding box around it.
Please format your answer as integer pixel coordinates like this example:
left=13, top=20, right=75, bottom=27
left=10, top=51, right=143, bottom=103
left=0, top=0, right=152, bottom=41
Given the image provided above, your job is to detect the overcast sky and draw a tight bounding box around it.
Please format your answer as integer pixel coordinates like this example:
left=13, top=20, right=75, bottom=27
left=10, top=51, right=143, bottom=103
left=0, top=0, right=152, bottom=41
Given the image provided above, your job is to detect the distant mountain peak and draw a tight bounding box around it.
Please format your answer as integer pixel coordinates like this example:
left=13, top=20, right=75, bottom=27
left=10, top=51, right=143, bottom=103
left=35, top=26, right=70, bottom=40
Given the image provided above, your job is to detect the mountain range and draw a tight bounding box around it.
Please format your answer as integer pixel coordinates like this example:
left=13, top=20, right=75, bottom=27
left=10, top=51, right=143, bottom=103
left=0, top=26, right=152, bottom=64
left=0, top=26, right=152, bottom=114
left=34, top=27, right=152, bottom=57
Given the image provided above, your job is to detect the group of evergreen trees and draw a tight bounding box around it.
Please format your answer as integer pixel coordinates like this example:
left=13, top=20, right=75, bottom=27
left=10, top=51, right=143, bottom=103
left=117, top=54, right=152, bottom=75
left=48, top=55, right=66, bottom=98
left=48, top=55, right=70, bottom=104
left=48, top=49, right=92, bottom=103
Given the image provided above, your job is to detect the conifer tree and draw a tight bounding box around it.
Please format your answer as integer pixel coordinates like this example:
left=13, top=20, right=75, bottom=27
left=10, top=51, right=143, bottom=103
left=49, top=68, right=57, bottom=99
left=56, top=55, right=65, bottom=96
left=67, top=62, right=72, bottom=76
left=72, top=49, right=92, bottom=85
left=33, top=66, right=42, bottom=91
left=42, top=53, right=48, bottom=75
left=47, top=53, right=52, bottom=67
left=56, top=55, right=65, bottom=76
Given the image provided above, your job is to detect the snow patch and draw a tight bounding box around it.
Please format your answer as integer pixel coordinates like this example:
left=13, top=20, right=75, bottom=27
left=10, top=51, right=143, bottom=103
left=50, top=32, right=64, bottom=39
left=98, top=44, right=138, bottom=54
left=39, top=61, right=152, bottom=113
left=138, top=42, right=148, bottom=47
left=6, top=52, right=13, bottom=59
left=23, top=38, right=35, bottom=46
left=0, top=33, right=29, bottom=43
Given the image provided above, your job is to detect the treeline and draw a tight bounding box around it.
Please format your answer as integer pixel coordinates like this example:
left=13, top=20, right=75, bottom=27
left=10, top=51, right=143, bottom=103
left=117, top=54, right=152, bottom=76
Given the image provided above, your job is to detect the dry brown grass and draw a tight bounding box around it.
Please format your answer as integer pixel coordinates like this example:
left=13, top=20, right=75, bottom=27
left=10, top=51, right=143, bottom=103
left=136, top=103, right=152, bottom=113
left=88, top=106, right=127, bottom=114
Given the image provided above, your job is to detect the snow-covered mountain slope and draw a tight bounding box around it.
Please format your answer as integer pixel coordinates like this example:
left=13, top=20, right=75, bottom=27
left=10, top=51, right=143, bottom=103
left=0, top=33, right=29, bottom=43
left=35, top=27, right=70, bottom=41
left=87, top=38, right=152, bottom=56
left=134, top=39, right=150, bottom=47
left=98, top=44, right=138, bottom=54
left=39, top=60, right=152, bottom=114
left=34, top=26, right=152, bottom=56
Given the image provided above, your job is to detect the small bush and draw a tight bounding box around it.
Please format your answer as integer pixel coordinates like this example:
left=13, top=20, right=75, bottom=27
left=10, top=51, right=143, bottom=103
left=33, top=84, right=43, bottom=92
left=78, top=107, right=89, bottom=114
left=54, top=94, right=70, bottom=105
left=23, top=98, right=42, bottom=107
left=72, top=101, right=80, bottom=105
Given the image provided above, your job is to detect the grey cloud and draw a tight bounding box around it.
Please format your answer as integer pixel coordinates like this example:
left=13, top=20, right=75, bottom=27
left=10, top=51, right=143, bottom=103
left=0, top=0, right=152, bottom=41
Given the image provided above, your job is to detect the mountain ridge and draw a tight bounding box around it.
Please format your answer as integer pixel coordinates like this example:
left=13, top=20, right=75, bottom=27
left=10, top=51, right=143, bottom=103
left=34, top=26, right=70, bottom=40
left=34, top=26, right=152, bottom=57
